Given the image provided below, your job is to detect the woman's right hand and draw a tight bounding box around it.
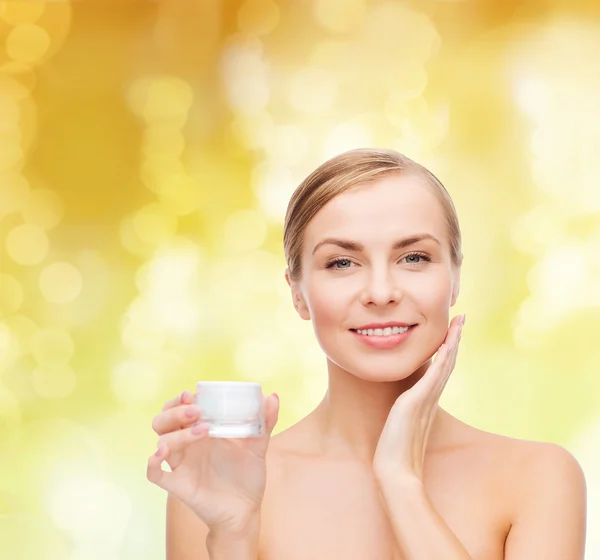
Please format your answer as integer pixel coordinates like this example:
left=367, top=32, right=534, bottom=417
left=146, top=389, right=280, bottom=535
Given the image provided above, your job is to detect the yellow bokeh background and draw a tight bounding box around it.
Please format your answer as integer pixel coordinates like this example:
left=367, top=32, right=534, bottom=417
left=0, top=0, right=599, bottom=558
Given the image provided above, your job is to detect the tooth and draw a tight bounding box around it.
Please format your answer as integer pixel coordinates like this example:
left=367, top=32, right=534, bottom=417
left=373, top=328, right=383, bottom=336
left=367, top=329, right=373, bottom=336
left=383, top=327, right=392, bottom=336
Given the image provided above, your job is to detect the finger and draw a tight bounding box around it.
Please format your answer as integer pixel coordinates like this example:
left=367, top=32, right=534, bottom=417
left=415, top=340, right=454, bottom=403
left=443, top=332, right=462, bottom=387
left=436, top=323, right=464, bottom=394
left=161, top=390, right=194, bottom=413
left=147, top=442, right=174, bottom=490
left=265, top=393, right=280, bottom=435
left=152, top=404, right=202, bottom=435
left=158, top=422, right=210, bottom=454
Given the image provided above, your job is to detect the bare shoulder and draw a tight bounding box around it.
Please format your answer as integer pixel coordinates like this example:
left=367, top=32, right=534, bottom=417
left=449, top=417, right=585, bottom=489
left=465, top=425, right=587, bottom=558
left=451, top=418, right=587, bottom=550
left=459, top=420, right=585, bottom=481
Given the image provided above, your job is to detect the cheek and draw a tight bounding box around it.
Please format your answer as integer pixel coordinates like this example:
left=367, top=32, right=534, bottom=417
left=304, top=278, right=349, bottom=326
left=411, top=272, right=454, bottom=310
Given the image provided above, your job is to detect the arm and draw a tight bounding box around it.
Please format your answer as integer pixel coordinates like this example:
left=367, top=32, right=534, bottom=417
left=166, top=495, right=210, bottom=560
left=504, top=443, right=587, bottom=559
left=376, top=475, right=473, bottom=559
left=206, top=513, right=261, bottom=560
left=167, top=494, right=261, bottom=560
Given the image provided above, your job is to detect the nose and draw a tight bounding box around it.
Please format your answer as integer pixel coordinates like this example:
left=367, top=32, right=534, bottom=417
left=358, top=268, right=402, bottom=307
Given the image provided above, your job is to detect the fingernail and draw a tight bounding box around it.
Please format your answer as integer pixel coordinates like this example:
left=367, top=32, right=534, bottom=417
left=192, top=423, right=206, bottom=435
left=185, top=406, right=200, bottom=418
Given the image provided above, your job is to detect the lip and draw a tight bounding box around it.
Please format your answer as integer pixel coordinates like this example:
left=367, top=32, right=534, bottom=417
left=352, top=321, right=415, bottom=330
left=350, top=324, right=416, bottom=350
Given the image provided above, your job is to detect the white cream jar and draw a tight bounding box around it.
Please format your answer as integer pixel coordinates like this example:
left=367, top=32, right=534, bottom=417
left=195, top=381, right=264, bottom=438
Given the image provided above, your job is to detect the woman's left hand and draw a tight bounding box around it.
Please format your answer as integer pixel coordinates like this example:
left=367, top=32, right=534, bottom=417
left=372, top=314, right=465, bottom=483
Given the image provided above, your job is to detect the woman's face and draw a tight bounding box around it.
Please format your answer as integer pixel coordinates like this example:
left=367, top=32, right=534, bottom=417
left=287, top=173, right=461, bottom=382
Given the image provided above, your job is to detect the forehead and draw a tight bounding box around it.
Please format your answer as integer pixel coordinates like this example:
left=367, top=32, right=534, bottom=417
left=304, top=174, right=447, bottom=246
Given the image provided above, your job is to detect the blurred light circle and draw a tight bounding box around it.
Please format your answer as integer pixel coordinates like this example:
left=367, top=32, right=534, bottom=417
left=253, top=162, right=297, bottom=222
left=111, top=360, right=161, bottom=403
left=119, top=216, right=153, bottom=258
left=310, top=39, right=349, bottom=68
left=69, top=546, right=121, bottom=560
left=230, top=111, right=274, bottom=150
left=0, top=322, right=20, bottom=373
left=0, top=96, right=20, bottom=133
left=0, top=172, right=30, bottom=213
left=0, top=61, right=37, bottom=92
left=142, top=126, right=185, bottom=159
left=132, top=204, right=178, bottom=246
left=22, top=188, right=64, bottom=229
left=0, top=73, right=30, bottom=101
left=526, top=243, right=588, bottom=315
left=31, top=328, right=74, bottom=364
left=227, top=73, right=270, bottom=115
left=5, top=223, right=50, bottom=265
left=47, top=473, right=132, bottom=543
left=0, top=385, right=21, bottom=447
left=323, top=120, right=373, bottom=159
left=3, top=314, right=39, bottom=357
left=0, top=1, right=46, bottom=25
left=287, top=67, right=338, bottom=114
left=0, top=143, right=23, bottom=170
left=128, top=75, right=193, bottom=123
left=223, top=209, right=267, bottom=252
left=362, top=3, right=439, bottom=63
left=6, top=23, right=52, bottom=64
left=155, top=174, right=201, bottom=216
left=509, top=205, right=564, bottom=256
left=241, top=250, right=282, bottom=293
left=39, top=262, right=83, bottom=304
left=32, top=363, right=77, bottom=400
left=235, top=333, right=286, bottom=382
left=266, top=125, right=309, bottom=166
left=124, top=295, right=154, bottom=327
left=140, top=157, right=185, bottom=194
left=221, top=39, right=270, bottom=114
left=238, top=0, right=280, bottom=36
left=0, top=273, right=24, bottom=314
left=313, top=0, right=366, bottom=34
left=121, top=321, right=166, bottom=355
left=0, top=514, right=68, bottom=560
left=384, top=69, right=429, bottom=107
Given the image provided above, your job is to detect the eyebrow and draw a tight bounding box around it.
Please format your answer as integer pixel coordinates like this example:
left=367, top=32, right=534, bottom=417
left=311, top=234, right=441, bottom=255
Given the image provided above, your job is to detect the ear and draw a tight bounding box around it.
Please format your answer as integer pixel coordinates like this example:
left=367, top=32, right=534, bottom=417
left=450, top=262, right=462, bottom=308
left=285, top=268, right=311, bottom=321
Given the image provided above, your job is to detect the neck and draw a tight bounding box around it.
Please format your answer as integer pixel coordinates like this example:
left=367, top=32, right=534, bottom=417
left=309, top=358, right=449, bottom=464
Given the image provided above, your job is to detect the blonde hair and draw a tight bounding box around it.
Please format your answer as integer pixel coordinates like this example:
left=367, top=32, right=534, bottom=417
left=283, top=148, right=463, bottom=282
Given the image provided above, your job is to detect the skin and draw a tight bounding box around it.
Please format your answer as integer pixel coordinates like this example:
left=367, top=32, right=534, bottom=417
left=149, top=174, right=587, bottom=559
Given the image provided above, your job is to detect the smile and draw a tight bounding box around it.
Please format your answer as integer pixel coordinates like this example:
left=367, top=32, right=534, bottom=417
left=350, top=325, right=416, bottom=349
left=352, top=326, right=410, bottom=336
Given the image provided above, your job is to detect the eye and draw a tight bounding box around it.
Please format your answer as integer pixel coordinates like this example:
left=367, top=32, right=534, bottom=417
left=403, top=252, right=431, bottom=265
left=325, top=257, right=354, bottom=270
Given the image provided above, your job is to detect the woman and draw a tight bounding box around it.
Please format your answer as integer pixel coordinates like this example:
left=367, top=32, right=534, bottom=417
left=147, top=149, right=587, bottom=559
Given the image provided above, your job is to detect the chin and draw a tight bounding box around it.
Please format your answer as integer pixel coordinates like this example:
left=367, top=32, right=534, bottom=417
left=331, top=354, right=426, bottom=383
